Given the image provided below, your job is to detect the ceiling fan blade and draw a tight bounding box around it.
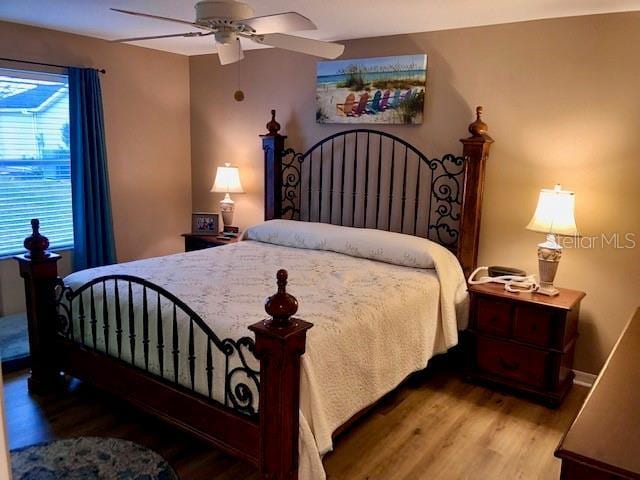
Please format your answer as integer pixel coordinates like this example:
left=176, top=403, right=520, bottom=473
left=217, top=39, right=244, bottom=65
left=240, top=12, right=316, bottom=34
left=110, top=8, right=213, bottom=31
left=251, top=33, right=344, bottom=59
left=111, top=32, right=212, bottom=43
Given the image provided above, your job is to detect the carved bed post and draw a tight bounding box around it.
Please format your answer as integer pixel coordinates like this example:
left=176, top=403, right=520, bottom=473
left=249, top=270, right=312, bottom=480
left=261, top=110, right=286, bottom=221
left=458, top=106, right=494, bottom=277
left=14, top=219, right=62, bottom=393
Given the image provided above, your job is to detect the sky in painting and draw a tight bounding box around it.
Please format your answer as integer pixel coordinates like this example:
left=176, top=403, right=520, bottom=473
left=317, top=54, right=427, bottom=77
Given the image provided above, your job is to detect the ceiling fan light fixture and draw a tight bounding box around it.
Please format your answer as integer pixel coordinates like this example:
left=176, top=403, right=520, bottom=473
left=215, top=30, right=237, bottom=44
left=217, top=38, right=244, bottom=64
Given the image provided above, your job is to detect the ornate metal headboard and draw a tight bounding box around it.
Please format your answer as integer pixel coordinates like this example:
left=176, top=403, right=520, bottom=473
left=261, top=107, right=493, bottom=275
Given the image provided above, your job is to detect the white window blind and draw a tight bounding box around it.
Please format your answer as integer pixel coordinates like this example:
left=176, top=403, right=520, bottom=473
left=0, top=67, right=73, bottom=256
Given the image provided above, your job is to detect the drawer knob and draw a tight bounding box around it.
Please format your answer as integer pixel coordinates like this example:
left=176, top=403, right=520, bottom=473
left=499, top=358, right=520, bottom=371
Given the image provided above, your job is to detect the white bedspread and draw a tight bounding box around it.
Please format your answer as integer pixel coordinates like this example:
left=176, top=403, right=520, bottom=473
left=64, top=221, right=468, bottom=480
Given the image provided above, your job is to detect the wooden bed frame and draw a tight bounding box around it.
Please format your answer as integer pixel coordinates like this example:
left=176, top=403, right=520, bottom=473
left=16, top=107, right=493, bottom=480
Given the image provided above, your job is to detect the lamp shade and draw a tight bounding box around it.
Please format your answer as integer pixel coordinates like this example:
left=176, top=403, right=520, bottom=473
left=210, top=163, right=244, bottom=193
left=526, top=184, right=578, bottom=236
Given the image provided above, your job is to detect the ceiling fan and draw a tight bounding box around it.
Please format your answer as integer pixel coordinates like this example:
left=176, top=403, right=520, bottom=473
left=111, top=0, right=345, bottom=65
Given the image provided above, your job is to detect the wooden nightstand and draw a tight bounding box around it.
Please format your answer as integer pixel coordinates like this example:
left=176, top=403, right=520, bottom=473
left=182, top=233, right=241, bottom=252
left=465, top=282, right=585, bottom=407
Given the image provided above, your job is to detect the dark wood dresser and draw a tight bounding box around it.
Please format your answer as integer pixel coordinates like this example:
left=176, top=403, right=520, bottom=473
left=466, top=283, right=585, bottom=406
left=555, top=308, right=640, bottom=479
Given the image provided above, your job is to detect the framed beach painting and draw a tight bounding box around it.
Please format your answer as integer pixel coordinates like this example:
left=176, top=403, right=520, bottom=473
left=316, top=54, right=427, bottom=125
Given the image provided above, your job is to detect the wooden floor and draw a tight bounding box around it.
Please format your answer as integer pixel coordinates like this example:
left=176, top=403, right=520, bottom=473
left=4, top=365, right=587, bottom=479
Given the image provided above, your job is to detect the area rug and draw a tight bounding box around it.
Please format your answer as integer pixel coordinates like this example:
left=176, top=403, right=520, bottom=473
left=11, top=437, right=179, bottom=480
left=0, top=312, right=29, bottom=361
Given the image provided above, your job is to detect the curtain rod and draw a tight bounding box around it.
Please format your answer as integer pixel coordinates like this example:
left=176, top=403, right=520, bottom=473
left=0, top=57, right=106, bottom=74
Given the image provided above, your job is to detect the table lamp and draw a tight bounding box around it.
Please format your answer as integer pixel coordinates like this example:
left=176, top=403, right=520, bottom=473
left=211, top=163, right=244, bottom=228
left=526, top=184, right=578, bottom=296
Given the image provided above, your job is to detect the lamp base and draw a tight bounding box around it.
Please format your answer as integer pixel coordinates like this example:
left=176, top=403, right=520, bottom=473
left=535, top=234, right=562, bottom=297
left=220, top=193, right=235, bottom=228
left=537, top=282, right=560, bottom=296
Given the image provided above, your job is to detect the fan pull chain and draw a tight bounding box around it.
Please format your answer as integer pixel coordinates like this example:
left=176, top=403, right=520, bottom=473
left=234, top=59, right=245, bottom=101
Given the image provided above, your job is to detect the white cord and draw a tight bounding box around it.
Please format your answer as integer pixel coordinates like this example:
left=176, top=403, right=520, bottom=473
left=467, top=267, right=539, bottom=293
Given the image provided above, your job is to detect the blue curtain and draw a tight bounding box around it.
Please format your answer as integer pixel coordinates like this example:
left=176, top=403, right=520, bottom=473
left=69, top=67, right=116, bottom=270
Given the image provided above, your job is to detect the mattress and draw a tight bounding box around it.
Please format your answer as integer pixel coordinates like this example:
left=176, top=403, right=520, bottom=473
left=63, top=220, right=469, bottom=480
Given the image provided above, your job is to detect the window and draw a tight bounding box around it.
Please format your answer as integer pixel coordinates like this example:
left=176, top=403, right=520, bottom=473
left=0, top=68, right=73, bottom=256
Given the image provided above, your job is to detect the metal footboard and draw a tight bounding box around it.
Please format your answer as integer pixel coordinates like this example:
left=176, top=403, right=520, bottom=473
left=54, top=274, right=260, bottom=416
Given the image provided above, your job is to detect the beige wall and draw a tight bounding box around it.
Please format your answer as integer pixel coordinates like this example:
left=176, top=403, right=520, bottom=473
left=190, top=12, right=640, bottom=374
left=0, top=21, right=192, bottom=316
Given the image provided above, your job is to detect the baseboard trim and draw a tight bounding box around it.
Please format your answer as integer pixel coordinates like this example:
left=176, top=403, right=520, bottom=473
left=573, top=369, right=597, bottom=387
left=1, top=354, right=30, bottom=374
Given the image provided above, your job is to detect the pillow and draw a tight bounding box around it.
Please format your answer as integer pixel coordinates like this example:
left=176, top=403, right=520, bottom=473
left=245, top=219, right=437, bottom=269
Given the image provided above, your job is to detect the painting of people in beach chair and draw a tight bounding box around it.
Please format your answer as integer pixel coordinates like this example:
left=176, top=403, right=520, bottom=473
left=316, top=54, right=427, bottom=124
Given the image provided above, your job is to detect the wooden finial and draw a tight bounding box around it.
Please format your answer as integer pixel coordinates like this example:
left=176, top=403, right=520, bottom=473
left=264, top=269, right=298, bottom=327
left=468, top=106, right=488, bottom=137
left=23, top=219, right=50, bottom=259
left=265, top=109, right=281, bottom=136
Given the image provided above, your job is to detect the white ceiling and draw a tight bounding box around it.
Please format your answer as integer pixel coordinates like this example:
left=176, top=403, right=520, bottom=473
left=1, top=0, right=639, bottom=56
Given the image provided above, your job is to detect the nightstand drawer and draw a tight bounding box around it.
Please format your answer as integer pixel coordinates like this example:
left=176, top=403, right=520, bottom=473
left=183, top=233, right=241, bottom=252
left=476, top=298, right=512, bottom=336
left=513, top=306, right=554, bottom=347
left=185, top=237, right=216, bottom=252
left=476, top=336, right=549, bottom=388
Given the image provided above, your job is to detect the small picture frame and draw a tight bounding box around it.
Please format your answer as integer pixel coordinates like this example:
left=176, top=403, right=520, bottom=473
left=192, top=212, right=219, bottom=235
